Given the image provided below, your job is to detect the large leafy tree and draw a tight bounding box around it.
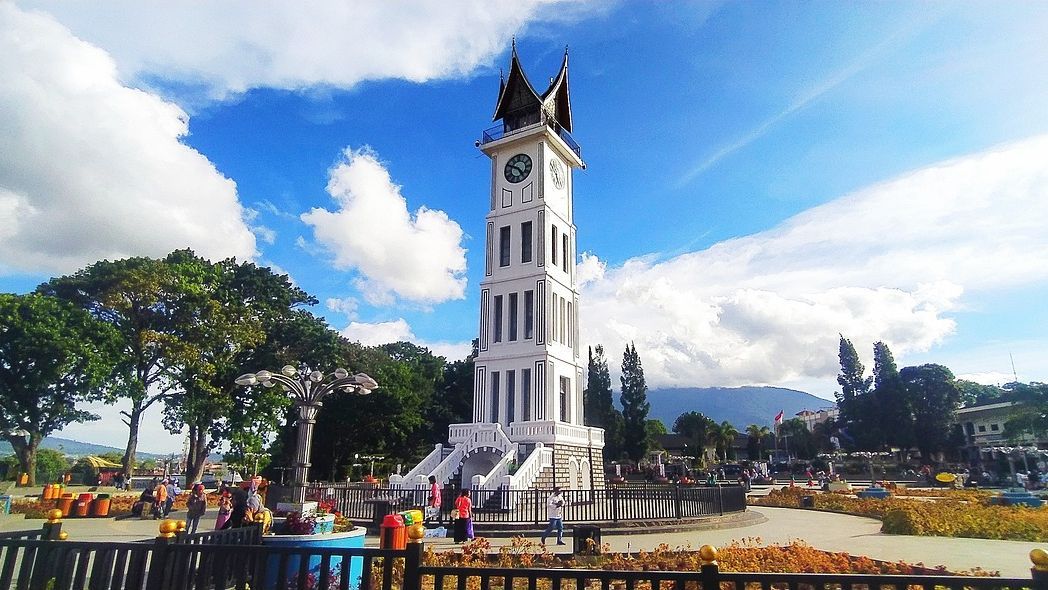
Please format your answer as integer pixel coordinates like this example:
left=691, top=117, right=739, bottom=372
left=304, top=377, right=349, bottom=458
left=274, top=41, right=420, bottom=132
left=584, top=345, right=624, bottom=460
left=163, top=253, right=321, bottom=483
left=777, top=418, right=816, bottom=459
left=619, top=343, right=650, bottom=461
left=423, top=339, right=477, bottom=446
left=39, top=255, right=195, bottom=481
left=872, top=341, right=912, bottom=450
left=1003, top=382, right=1048, bottom=441
left=672, top=411, right=716, bottom=464
left=714, top=421, right=739, bottom=461
left=901, top=364, right=961, bottom=461
left=0, top=294, right=121, bottom=484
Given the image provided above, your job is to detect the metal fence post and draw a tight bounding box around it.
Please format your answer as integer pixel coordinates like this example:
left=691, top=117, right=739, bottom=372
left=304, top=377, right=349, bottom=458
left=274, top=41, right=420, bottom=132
left=145, top=520, right=178, bottom=590
left=404, top=542, right=424, bottom=590
left=1031, top=549, right=1048, bottom=590
left=674, top=484, right=682, bottom=520
left=699, top=545, right=720, bottom=590
left=41, top=509, right=63, bottom=540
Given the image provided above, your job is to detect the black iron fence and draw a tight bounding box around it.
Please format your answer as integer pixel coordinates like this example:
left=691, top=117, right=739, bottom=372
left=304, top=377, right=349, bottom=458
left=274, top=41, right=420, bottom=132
left=294, top=484, right=746, bottom=526
left=419, top=562, right=1043, bottom=590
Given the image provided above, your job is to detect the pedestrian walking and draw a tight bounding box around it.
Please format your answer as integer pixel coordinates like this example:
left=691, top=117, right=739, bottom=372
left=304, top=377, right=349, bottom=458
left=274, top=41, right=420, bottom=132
left=426, top=475, right=442, bottom=524
left=452, top=489, right=473, bottom=543
left=163, top=479, right=177, bottom=516
left=540, top=487, right=566, bottom=545
left=152, top=479, right=168, bottom=519
left=186, top=483, right=208, bottom=534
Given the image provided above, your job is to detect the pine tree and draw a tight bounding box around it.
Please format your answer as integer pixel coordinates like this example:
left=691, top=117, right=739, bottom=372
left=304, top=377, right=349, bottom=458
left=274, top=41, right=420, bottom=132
left=872, top=341, right=913, bottom=450
left=835, top=335, right=879, bottom=450
left=619, top=342, right=650, bottom=461
left=584, top=345, right=623, bottom=459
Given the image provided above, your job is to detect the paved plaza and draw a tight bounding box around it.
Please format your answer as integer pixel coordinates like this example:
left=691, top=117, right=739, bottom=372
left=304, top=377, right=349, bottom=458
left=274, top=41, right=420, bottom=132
left=2, top=503, right=1042, bottom=577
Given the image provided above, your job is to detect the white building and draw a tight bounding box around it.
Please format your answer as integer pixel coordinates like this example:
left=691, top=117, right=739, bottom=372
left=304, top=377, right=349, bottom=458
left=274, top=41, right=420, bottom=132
left=391, top=46, right=605, bottom=493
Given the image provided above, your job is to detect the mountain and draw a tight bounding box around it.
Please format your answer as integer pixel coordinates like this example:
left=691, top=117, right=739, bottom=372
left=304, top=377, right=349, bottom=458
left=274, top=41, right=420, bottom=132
left=646, top=386, right=834, bottom=430
left=0, top=436, right=167, bottom=459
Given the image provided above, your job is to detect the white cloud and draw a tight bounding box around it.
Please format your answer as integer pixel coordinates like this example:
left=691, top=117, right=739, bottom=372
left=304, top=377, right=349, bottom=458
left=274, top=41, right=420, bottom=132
left=0, top=5, right=256, bottom=274
left=22, top=0, right=593, bottom=99
left=326, top=297, right=360, bottom=319
left=341, top=319, right=471, bottom=361
left=957, top=372, right=1016, bottom=386
left=302, top=147, right=467, bottom=305
left=582, top=136, right=1048, bottom=388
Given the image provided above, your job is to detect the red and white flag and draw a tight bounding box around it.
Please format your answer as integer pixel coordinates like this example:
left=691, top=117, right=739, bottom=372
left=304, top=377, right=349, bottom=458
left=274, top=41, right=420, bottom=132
left=773, top=410, right=784, bottom=425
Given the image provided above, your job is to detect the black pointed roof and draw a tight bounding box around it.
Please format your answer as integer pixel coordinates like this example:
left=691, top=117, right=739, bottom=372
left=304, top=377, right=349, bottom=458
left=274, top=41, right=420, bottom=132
left=492, top=44, right=573, bottom=133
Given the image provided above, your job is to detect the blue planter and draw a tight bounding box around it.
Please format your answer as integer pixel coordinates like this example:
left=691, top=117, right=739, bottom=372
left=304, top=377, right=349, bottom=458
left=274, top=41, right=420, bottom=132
left=263, top=527, right=366, bottom=589
left=856, top=486, right=890, bottom=499
left=991, top=488, right=1044, bottom=507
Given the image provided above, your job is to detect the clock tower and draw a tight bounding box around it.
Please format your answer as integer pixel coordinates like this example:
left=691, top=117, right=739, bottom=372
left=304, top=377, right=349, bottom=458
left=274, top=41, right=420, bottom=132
left=392, top=45, right=605, bottom=495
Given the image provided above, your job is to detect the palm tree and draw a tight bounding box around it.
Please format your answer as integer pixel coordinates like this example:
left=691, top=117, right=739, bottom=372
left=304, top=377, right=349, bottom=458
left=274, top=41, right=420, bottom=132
left=717, top=421, right=739, bottom=461
left=746, top=424, right=772, bottom=460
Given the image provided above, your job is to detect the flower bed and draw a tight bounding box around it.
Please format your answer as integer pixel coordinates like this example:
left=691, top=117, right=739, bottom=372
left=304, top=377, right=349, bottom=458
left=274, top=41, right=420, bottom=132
left=751, top=487, right=1048, bottom=541
left=405, top=537, right=995, bottom=580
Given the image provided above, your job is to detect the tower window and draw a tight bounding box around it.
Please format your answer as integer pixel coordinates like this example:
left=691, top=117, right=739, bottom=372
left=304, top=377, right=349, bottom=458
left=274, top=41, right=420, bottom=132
left=559, top=376, right=570, bottom=422
left=522, top=368, right=531, bottom=421
left=499, top=226, right=511, bottom=267
left=567, top=302, right=573, bottom=348
left=562, top=233, right=569, bottom=273
left=551, top=225, right=558, bottom=267
left=491, top=371, right=500, bottom=423
left=551, top=292, right=557, bottom=343
left=559, top=297, right=566, bottom=344
left=493, top=295, right=503, bottom=343
left=508, top=293, right=518, bottom=342
left=524, top=290, right=534, bottom=340
left=521, top=221, right=533, bottom=263
left=507, top=370, right=516, bottom=423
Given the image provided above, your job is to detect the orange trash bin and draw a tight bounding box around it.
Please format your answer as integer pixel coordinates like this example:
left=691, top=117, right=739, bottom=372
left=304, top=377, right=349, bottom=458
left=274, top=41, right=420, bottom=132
left=75, top=493, right=94, bottom=517
left=58, top=494, right=75, bottom=517
left=91, top=494, right=111, bottom=517
left=42, top=484, right=53, bottom=500
left=379, top=514, right=406, bottom=549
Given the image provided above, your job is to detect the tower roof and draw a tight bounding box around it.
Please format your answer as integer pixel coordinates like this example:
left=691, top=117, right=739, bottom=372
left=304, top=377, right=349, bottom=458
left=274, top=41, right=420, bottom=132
left=492, top=44, right=573, bottom=133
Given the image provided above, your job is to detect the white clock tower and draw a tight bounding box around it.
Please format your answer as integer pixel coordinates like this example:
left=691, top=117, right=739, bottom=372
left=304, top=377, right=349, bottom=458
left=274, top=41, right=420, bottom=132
left=392, top=45, right=605, bottom=495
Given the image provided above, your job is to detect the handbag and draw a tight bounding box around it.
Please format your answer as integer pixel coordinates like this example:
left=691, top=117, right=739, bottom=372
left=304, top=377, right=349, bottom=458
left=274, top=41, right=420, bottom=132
left=450, top=508, right=460, bottom=519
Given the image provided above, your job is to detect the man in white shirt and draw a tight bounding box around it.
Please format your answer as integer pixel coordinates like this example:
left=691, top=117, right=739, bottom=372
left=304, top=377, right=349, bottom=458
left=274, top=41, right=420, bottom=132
left=540, top=487, right=567, bottom=545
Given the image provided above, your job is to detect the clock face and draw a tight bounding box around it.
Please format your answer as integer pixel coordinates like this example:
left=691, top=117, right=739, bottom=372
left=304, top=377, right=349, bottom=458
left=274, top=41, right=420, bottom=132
left=504, top=153, right=532, bottom=184
left=549, top=159, right=565, bottom=189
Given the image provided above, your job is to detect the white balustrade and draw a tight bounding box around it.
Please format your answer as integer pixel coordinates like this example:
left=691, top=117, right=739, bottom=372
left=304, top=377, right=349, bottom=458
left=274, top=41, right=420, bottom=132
left=389, top=444, right=443, bottom=487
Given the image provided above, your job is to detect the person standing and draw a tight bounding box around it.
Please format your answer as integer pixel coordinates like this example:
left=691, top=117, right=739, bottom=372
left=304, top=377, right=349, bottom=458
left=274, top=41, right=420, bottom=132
left=541, top=487, right=567, bottom=545
left=453, top=489, right=473, bottom=543
left=426, top=475, right=442, bottom=524
left=215, top=489, right=232, bottom=530
left=186, top=483, right=208, bottom=534
left=152, top=479, right=168, bottom=520
left=164, top=479, right=177, bottom=517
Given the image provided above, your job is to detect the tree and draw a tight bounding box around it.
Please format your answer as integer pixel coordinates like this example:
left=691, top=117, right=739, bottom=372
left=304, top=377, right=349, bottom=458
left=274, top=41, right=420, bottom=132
left=425, top=339, right=477, bottom=445
left=39, top=255, right=195, bottom=481
left=0, top=293, right=120, bottom=484
left=901, top=364, right=961, bottom=462
left=673, top=411, right=716, bottom=464
left=745, top=424, right=771, bottom=460
left=872, top=341, right=912, bottom=450
left=956, top=380, right=1005, bottom=407
left=714, top=421, right=739, bottom=461
left=619, top=343, right=650, bottom=461
left=584, top=345, right=624, bottom=460
left=1001, top=382, right=1048, bottom=441
left=777, top=418, right=816, bottom=459
left=834, top=336, right=879, bottom=450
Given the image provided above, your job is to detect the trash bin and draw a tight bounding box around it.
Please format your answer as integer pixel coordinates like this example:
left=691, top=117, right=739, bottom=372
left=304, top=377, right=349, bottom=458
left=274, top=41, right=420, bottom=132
left=75, top=493, right=94, bottom=517
left=379, top=514, right=406, bottom=549
left=573, top=525, right=602, bottom=555
left=58, top=494, right=76, bottom=517
left=91, top=494, right=111, bottom=517
left=801, top=496, right=815, bottom=508
left=0, top=495, right=10, bottom=515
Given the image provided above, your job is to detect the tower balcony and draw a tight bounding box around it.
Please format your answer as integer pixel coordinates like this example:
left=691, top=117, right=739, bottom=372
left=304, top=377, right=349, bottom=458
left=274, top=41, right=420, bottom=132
left=480, top=120, right=582, bottom=159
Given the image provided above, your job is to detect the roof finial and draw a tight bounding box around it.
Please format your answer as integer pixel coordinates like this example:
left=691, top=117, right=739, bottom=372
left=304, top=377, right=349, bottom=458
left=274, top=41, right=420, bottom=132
left=511, top=36, right=517, bottom=54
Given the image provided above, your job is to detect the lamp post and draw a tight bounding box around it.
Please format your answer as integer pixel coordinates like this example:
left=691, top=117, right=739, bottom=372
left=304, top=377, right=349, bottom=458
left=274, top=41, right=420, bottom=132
left=235, top=364, right=378, bottom=504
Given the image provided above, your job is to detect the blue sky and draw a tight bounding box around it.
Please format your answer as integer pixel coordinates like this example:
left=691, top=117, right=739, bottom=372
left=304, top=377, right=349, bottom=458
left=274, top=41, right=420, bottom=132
left=2, top=1, right=1047, bottom=451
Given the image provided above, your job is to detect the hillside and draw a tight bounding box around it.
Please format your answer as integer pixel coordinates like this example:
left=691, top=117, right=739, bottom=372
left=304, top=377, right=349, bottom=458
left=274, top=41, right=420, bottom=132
left=0, top=436, right=166, bottom=459
left=647, top=386, right=834, bottom=430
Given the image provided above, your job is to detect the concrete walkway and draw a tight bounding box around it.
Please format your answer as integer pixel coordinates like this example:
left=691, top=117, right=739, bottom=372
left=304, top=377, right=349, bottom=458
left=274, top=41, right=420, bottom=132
left=2, top=506, right=1043, bottom=578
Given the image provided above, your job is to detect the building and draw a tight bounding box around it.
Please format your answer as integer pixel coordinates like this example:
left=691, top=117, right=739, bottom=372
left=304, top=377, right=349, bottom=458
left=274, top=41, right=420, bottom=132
left=391, top=45, right=605, bottom=492
left=795, top=407, right=839, bottom=432
left=955, top=401, right=1047, bottom=466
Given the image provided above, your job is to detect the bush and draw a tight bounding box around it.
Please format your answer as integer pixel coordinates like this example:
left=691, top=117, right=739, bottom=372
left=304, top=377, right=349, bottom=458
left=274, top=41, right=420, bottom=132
left=751, top=486, right=1048, bottom=541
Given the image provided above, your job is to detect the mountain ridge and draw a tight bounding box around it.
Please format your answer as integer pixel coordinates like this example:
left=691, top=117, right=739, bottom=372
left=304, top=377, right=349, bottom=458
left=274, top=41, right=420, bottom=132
left=646, top=386, right=834, bottom=430
left=0, top=436, right=168, bottom=459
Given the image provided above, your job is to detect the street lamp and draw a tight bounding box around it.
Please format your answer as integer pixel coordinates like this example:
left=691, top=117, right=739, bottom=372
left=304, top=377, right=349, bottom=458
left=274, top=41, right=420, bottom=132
left=235, top=363, right=378, bottom=504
